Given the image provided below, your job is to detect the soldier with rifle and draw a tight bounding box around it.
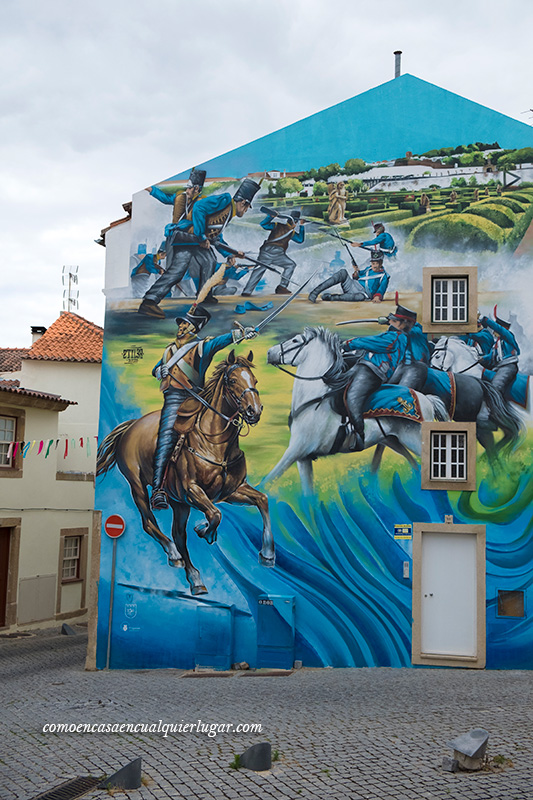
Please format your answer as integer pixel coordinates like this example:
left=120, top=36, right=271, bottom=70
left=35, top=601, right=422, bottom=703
left=138, top=177, right=261, bottom=317
left=241, top=207, right=306, bottom=296
left=351, top=222, right=397, bottom=258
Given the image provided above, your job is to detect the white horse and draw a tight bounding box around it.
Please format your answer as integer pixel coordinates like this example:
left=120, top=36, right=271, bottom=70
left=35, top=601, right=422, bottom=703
left=431, top=336, right=532, bottom=419
left=264, top=327, right=448, bottom=494
left=431, top=336, right=484, bottom=377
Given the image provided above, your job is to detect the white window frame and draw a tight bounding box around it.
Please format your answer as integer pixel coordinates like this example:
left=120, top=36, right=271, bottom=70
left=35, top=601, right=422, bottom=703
left=430, top=430, right=467, bottom=481
left=432, top=276, right=468, bottom=324
left=0, top=415, right=16, bottom=468
left=62, top=535, right=81, bottom=581
left=421, top=421, right=477, bottom=491
left=422, top=266, right=478, bottom=334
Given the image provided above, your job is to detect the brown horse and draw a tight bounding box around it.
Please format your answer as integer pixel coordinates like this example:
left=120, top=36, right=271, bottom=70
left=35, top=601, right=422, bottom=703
left=96, top=350, right=275, bottom=595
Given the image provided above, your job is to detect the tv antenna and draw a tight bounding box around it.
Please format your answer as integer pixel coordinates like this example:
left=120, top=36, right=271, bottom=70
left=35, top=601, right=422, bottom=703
left=62, top=265, right=79, bottom=311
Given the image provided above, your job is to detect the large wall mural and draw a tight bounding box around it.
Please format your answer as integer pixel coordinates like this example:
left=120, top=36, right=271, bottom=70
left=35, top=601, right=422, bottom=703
left=95, top=133, right=533, bottom=670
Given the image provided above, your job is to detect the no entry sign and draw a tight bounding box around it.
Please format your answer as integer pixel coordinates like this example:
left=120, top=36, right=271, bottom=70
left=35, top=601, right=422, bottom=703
left=104, top=514, right=126, bottom=538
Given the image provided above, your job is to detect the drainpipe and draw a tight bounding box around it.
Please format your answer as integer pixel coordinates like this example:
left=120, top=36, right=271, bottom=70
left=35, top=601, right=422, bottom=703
left=394, top=50, right=402, bottom=78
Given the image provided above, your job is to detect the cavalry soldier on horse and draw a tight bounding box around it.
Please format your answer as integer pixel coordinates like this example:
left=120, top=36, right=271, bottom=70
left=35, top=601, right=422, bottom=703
left=478, top=306, right=521, bottom=398
left=341, top=302, right=413, bottom=451
left=151, top=305, right=257, bottom=510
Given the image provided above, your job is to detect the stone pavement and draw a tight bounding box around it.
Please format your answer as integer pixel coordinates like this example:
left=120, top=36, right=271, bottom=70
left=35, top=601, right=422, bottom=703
left=1, top=627, right=532, bottom=800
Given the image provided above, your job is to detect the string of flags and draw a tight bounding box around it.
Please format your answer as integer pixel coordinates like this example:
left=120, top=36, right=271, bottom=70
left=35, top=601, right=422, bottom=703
left=6, top=436, right=99, bottom=460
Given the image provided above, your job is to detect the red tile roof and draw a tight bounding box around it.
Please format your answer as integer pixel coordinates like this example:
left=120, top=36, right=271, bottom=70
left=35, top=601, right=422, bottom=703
left=0, top=348, right=30, bottom=372
left=26, top=313, right=103, bottom=363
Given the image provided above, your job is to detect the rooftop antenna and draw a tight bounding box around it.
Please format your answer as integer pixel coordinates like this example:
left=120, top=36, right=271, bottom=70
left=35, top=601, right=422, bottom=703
left=394, top=50, right=402, bottom=79
left=62, top=265, right=79, bottom=311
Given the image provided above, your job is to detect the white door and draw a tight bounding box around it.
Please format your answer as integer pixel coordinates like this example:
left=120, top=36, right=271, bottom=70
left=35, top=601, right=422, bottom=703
left=421, top=531, right=477, bottom=657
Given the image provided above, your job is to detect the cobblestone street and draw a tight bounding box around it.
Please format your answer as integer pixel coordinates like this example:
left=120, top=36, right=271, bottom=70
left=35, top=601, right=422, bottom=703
left=1, top=627, right=532, bottom=800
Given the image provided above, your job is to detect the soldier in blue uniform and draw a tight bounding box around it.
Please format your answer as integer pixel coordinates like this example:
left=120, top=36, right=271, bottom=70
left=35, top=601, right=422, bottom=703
left=341, top=303, right=409, bottom=451
left=308, top=250, right=389, bottom=303
left=351, top=222, right=398, bottom=258
left=147, top=167, right=206, bottom=224
left=242, top=209, right=305, bottom=296
left=389, top=307, right=432, bottom=391
left=478, top=307, right=520, bottom=398
left=458, top=321, right=494, bottom=361
left=150, top=305, right=257, bottom=510
left=146, top=168, right=206, bottom=298
left=138, top=178, right=261, bottom=317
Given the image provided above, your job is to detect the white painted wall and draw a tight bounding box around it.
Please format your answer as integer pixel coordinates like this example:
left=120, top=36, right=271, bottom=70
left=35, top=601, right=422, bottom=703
left=19, top=360, right=101, bottom=473
left=0, top=401, right=94, bottom=630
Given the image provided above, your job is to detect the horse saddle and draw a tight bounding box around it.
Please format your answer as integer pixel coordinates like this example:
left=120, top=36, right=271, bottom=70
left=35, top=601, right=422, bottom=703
left=173, top=397, right=203, bottom=435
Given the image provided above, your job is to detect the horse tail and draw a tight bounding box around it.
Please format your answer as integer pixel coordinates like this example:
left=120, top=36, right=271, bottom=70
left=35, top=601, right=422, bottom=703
left=96, top=420, right=136, bottom=477
left=481, top=381, right=524, bottom=453
left=426, top=394, right=449, bottom=422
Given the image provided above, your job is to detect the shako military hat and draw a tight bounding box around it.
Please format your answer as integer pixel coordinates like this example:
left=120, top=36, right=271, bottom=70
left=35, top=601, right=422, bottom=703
left=233, top=178, right=261, bottom=206
left=389, top=292, right=416, bottom=323
left=187, top=168, right=207, bottom=189
left=493, top=304, right=511, bottom=329
left=373, top=221, right=385, bottom=231
left=175, top=304, right=211, bottom=332
left=369, top=249, right=384, bottom=262
left=289, top=208, right=301, bottom=221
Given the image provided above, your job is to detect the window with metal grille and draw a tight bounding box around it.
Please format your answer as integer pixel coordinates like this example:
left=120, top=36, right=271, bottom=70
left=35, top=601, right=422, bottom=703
left=431, top=431, right=467, bottom=480
left=0, top=416, right=16, bottom=467
left=62, top=536, right=81, bottom=580
left=432, top=277, right=468, bottom=323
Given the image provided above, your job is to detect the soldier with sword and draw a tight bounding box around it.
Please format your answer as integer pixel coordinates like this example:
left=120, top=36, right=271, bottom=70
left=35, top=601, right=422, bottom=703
left=150, top=273, right=315, bottom=510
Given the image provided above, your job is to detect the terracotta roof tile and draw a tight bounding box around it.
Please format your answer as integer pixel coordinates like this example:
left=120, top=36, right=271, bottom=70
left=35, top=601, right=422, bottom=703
left=26, top=313, right=103, bottom=363
left=0, top=348, right=30, bottom=372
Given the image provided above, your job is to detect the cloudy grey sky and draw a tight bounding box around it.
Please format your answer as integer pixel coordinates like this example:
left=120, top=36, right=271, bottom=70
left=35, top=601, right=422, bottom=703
left=2, top=0, right=532, bottom=346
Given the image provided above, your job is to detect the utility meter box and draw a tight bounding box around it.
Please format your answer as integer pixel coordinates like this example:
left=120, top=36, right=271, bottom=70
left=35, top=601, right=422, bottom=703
left=257, top=595, right=295, bottom=669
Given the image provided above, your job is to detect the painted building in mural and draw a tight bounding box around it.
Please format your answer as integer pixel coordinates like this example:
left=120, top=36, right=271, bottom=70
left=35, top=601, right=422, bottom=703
left=94, top=73, right=533, bottom=671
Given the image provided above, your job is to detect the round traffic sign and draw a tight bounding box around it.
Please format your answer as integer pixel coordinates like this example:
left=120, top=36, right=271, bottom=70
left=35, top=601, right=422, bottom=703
left=104, top=514, right=126, bottom=538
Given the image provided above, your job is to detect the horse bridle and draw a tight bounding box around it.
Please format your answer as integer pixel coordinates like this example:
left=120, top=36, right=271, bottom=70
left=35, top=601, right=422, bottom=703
left=223, top=363, right=260, bottom=417
left=431, top=338, right=483, bottom=374
left=275, top=336, right=331, bottom=381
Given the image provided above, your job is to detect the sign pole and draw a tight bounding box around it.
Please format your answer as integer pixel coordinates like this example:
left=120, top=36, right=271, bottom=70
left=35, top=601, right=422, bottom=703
left=105, top=538, right=117, bottom=670
left=103, top=514, right=126, bottom=670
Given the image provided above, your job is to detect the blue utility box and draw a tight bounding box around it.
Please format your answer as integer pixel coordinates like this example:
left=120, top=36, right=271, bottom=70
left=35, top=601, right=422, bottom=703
left=257, top=595, right=295, bottom=669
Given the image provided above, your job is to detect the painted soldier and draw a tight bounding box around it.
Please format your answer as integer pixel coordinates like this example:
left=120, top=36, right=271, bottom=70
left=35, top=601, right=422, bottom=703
left=146, top=168, right=206, bottom=297
left=351, top=222, right=397, bottom=258
left=479, top=306, right=520, bottom=398
left=459, top=319, right=494, bottom=361
left=242, top=208, right=305, bottom=296
left=389, top=305, right=432, bottom=391
left=341, top=304, right=409, bottom=451
left=139, top=178, right=261, bottom=317
left=308, top=250, right=389, bottom=303
left=147, top=167, right=207, bottom=225
left=150, top=305, right=257, bottom=510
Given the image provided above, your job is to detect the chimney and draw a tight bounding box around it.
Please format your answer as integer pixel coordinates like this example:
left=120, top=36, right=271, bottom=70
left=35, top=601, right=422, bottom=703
left=31, top=326, right=47, bottom=344
left=394, top=50, right=402, bottom=78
